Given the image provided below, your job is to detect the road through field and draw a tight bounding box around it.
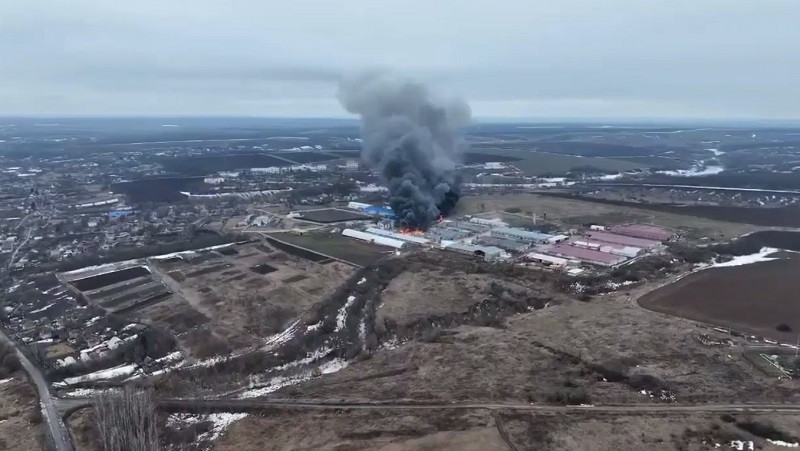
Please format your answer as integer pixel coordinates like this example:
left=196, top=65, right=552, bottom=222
left=0, top=328, right=73, bottom=451
left=153, top=399, right=800, bottom=415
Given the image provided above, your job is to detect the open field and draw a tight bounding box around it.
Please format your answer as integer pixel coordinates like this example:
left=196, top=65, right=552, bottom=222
left=215, top=409, right=506, bottom=450
left=276, top=266, right=796, bottom=407
left=639, top=254, right=800, bottom=342
left=214, top=409, right=800, bottom=450
left=467, top=148, right=646, bottom=175
left=378, top=259, right=566, bottom=326
left=457, top=193, right=758, bottom=240
left=539, top=192, right=800, bottom=228
left=266, top=232, right=390, bottom=266
left=293, top=208, right=370, bottom=223
left=142, top=241, right=355, bottom=358
left=0, top=374, right=45, bottom=451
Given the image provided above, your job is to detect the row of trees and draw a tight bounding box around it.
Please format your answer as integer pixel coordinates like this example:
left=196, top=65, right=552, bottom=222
left=93, top=387, right=158, bottom=451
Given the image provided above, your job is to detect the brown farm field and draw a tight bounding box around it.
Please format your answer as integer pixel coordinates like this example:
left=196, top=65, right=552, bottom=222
left=639, top=254, right=800, bottom=342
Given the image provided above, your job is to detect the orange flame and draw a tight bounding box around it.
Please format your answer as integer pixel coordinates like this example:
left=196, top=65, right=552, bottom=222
left=398, top=228, right=425, bottom=235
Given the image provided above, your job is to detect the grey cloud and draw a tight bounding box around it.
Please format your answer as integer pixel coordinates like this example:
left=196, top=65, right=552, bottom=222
left=0, top=0, right=798, bottom=118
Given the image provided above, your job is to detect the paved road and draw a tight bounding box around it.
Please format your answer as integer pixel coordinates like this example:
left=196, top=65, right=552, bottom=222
left=0, top=329, right=73, bottom=451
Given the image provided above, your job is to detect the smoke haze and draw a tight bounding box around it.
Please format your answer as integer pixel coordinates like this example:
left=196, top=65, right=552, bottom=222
left=338, top=70, right=471, bottom=229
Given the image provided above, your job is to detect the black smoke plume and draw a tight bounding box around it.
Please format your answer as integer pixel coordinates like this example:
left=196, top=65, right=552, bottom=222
left=338, top=70, right=471, bottom=229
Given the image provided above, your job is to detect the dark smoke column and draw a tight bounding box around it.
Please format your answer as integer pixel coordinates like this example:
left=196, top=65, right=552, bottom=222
left=338, top=70, right=471, bottom=229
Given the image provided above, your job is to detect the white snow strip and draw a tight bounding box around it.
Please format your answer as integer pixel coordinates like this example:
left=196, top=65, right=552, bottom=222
left=357, top=277, right=367, bottom=285
left=659, top=165, right=724, bottom=177
left=262, top=319, right=300, bottom=351
left=61, top=388, right=107, bottom=398
left=336, top=296, right=356, bottom=332
left=768, top=439, right=800, bottom=448
left=710, top=247, right=779, bottom=268
left=56, top=363, right=139, bottom=386
left=0, top=377, right=13, bottom=385
left=29, top=302, right=55, bottom=314
left=167, top=412, right=248, bottom=443
left=155, top=351, right=183, bottom=364
left=730, top=440, right=754, bottom=450
left=239, top=357, right=349, bottom=399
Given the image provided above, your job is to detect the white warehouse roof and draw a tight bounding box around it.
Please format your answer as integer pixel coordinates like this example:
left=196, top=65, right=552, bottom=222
left=491, top=227, right=553, bottom=242
left=365, top=227, right=430, bottom=244
left=342, top=229, right=406, bottom=249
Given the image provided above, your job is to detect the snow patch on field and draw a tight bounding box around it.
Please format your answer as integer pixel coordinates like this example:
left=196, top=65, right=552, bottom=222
left=167, top=412, right=248, bottom=443
left=263, top=319, right=300, bottom=351
left=30, top=302, right=55, bottom=314
left=659, top=165, right=724, bottom=177
left=730, top=440, right=754, bottom=450
left=768, top=439, right=800, bottom=448
left=61, top=388, right=107, bottom=398
left=55, top=363, right=140, bottom=386
left=0, top=377, right=13, bottom=385
left=711, top=247, right=779, bottom=268
left=336, top=296, right=356, bottom=331
left=238, top=357, right=349, bottom=399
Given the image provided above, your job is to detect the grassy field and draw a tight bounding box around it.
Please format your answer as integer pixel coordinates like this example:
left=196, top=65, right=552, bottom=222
left=265, top=232, right=390, bottom=267
left=457, top=193, right=758, bottom=240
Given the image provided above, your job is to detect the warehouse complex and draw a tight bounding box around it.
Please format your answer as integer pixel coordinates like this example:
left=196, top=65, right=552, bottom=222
left=338, top=202, right=674, bottom=268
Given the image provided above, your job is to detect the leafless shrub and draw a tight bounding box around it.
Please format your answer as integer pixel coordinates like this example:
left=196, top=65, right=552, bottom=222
left=93, top=387, right=158, bottom=451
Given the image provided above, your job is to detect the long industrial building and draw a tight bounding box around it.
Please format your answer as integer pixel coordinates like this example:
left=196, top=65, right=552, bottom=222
left=342, top=229, right=406, bottom=249
left=548, top=243, right=627, bottom=266
left=365, top=227, right=430, bottom=245
left=584, top=231, right=660, bottom=249
left=490, top=227, right=553, bottom=243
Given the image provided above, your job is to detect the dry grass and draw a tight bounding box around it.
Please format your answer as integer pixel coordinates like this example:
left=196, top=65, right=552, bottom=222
left=458, top=193, right=759, bottom=240
left=67, top=407, right=101, bottom=451
left=214, top=409, right=500, bottom=450
left=0, top=375, right=45, bottom=451
left=379, top=268, right=521, bottom=325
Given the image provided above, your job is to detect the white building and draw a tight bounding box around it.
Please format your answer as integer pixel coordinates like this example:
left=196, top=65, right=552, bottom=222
left=365, top=227, right=430, bottom=245
left=347, top=201, right=372, bottom=211
left=525, top=252, right=570, bottom=267
left=470, top=217, right=509, bottom=228
left=342, top=229, right=406, bottom=249
left=490, top=227, right=552, bottom=243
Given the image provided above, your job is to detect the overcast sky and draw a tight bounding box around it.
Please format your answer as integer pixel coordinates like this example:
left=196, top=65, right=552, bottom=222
left=1, top=0, right=799, bottom=119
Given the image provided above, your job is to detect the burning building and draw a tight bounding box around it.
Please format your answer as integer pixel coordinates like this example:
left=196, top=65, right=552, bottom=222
left=338, top=70, right=471, bottom=230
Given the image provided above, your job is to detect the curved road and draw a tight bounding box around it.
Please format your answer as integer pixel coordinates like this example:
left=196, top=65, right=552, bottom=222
left=0, top=329, right=72, bottom=451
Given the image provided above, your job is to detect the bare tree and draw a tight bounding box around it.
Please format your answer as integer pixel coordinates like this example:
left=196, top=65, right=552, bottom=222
left=93, top=387, right=158, bottom=451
